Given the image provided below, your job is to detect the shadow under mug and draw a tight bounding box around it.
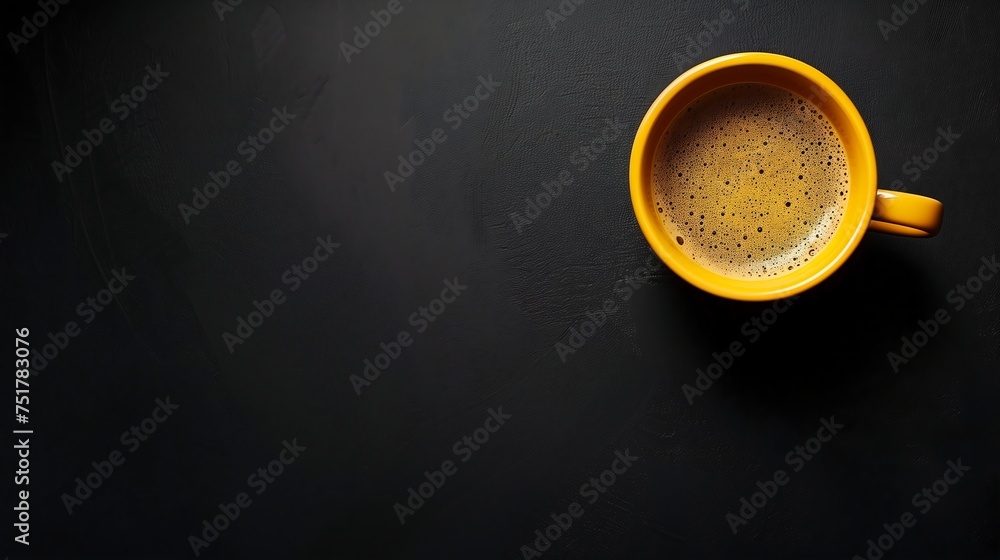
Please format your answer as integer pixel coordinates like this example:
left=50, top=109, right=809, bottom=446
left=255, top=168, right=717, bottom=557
left=630, top=52, right=943, bottom=301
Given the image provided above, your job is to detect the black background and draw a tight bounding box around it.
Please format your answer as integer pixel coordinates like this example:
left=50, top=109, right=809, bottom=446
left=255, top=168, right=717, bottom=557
left=2, top=0, right=999, bottom=559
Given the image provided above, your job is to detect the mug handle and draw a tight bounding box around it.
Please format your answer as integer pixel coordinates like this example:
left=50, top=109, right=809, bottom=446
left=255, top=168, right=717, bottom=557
left=868, top=190, right=943, bottom=237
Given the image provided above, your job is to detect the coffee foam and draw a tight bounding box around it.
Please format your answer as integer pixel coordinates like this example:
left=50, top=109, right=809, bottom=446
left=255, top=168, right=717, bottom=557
left=651, top=83, right=849, bottom=279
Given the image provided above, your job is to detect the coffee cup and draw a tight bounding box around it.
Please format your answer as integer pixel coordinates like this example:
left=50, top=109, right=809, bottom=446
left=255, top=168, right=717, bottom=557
left=630, top=52, right=943, bottom=300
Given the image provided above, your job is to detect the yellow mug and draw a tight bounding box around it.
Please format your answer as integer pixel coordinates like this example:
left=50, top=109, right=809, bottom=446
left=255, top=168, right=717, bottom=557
left=630, top=52, right=943, bottom=301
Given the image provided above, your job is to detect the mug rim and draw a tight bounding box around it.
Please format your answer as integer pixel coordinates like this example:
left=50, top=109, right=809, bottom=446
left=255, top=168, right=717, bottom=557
left=629, top=52, right=877, bottom=301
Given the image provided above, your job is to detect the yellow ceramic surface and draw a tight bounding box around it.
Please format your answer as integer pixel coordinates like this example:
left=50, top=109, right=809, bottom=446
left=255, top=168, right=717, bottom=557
left=630, top=52, right=943, bottom=301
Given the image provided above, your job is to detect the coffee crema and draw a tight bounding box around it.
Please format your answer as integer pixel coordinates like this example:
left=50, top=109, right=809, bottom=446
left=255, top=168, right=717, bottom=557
left=652, top=83, right=849, bottom=279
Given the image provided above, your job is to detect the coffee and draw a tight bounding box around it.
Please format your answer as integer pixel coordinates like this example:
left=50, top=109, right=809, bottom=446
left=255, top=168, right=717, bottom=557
left=651, top=83, right=849, bottom=279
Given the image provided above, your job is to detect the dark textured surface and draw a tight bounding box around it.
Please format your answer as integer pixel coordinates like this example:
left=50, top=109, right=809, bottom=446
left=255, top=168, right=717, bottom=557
left=2, top=0, right=999, bottom=558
